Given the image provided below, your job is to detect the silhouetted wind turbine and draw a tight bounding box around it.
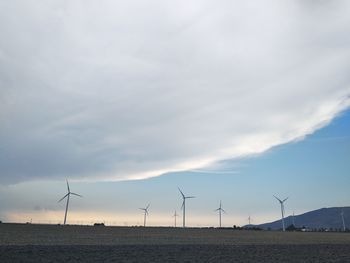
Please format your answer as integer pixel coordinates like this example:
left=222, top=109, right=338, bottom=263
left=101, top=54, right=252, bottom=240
left=178, top=187, right=195, bottom=228
left=173, top=210, right=179, bottom=227
left=58, top=180, right=82, bottom=225
left=214, top=200, right=226, bottom=228
left=341, top=211, right=346, bottom=231
left=273, top=195, right=288, bottom=231
left=139, top=204, right=150, bottom=227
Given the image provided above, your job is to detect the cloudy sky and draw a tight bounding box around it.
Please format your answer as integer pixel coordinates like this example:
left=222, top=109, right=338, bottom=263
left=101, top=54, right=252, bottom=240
left=0, top=0, right=349, bottom=226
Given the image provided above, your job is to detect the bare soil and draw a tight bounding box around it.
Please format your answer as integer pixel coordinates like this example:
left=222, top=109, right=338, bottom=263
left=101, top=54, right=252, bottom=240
left=1, top=224, right=349, bottom=262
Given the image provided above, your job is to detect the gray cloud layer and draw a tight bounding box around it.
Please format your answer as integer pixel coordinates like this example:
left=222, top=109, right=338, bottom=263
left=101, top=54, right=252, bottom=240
left=1, top=0, right=349, bottom=183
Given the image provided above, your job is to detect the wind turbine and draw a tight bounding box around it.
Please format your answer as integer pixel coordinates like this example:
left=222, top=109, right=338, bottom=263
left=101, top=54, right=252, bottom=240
left=178, top=187, right=195, bottom=228
left=248, top=215, right=251, bottom=225
left=214, top=200, right=226, bottom=228
left=58, top=180, right=82, bottom=225
left=173, top=210, right=179, bottom=227
left=139, top=204, right=150, bottom=227
left=273, top=195, right=288, bottom=231
left=341, top=211, right=346, bottom=231
left=292, top=211, right=296, bottom=226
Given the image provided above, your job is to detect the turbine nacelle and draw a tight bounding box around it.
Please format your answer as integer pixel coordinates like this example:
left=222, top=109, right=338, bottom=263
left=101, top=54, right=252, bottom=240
left=178, top=187, right=195, bottom=200
left=140, top=204, right=150, bottom=215
left=273, top=195, right=288, bottom=204
left=214, top=200, right=226, bottom=213
left=214, top=207, right=226, bottom=213
left=58, top=180, right=83, bottom=203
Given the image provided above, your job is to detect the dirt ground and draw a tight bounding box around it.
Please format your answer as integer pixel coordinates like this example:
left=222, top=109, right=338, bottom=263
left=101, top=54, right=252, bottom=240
left=1, top=224, right=350, bottom=262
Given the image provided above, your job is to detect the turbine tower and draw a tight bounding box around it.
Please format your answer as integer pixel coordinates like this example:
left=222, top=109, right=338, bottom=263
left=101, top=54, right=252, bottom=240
left=292, top=211, right=295, bottom=226
left=173, top=210, right=179, bottom=227
left=58, top=180, right=82, bottom=225
left=139, top=204, right=150, bottom=227
left=178, top=187, right=195, bottom=228
left=341, top=211, right=346, bottom=231
left=273, top=195, right=288, bottom=231
left=214, top=200, right=226, bottom=228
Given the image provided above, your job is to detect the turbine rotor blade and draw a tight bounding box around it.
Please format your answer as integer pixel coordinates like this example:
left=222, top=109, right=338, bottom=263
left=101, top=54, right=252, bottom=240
left=66, top=180, right=70, bottom=193
left=282, top=197, right=289, bottom=203
left=58, top=193, right=69, bottom=203
left=186, top=196, right=195, bottom=199
left=71, top=192, right=82, bottom=197
left=146, top=204, right=150, bottom=210
left=178, top=187, right=185, bottom=198
left=273, top=195, right=282, bottom=203
left=222, top=209, right=227, bottom=214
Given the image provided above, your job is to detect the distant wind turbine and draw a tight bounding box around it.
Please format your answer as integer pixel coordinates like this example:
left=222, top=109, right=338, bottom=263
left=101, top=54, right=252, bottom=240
left=173, top=210, right=179, bottom=227
left=273, top=195, right=288, bottom=231
left=178, top=187, right=195, bottom=228
left=139, top=204, right=150, bottom=227
left=292, top=211, right=295, bottom=226
left=214, top=200, right=226, bottom=228
left=341, top=211, right=346, bottom=231
left=248, top=215, right=251, bottom=225
left=58, top=180, right=82, bottom=225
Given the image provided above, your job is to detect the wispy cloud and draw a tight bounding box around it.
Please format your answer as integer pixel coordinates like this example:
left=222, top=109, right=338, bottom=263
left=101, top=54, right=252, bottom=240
left=189, top=169, right=239, bottom=175
left=0, top=0, right=349, bottom=183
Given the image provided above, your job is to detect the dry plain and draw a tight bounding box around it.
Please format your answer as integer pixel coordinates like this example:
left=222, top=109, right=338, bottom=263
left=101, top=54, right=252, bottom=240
left=0, top=223, right=350, bottom=262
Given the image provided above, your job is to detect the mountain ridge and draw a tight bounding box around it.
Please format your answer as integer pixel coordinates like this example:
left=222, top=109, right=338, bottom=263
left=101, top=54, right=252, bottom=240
left=250, top=206, right=350, bottom=230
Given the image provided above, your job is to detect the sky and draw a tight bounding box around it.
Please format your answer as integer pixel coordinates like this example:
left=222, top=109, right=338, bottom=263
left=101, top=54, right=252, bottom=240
left=0, top=1, right=349, bottom=226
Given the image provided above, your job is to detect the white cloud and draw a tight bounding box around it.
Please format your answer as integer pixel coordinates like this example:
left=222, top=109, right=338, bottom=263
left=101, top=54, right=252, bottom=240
left=0, top=0, right=349, bottom=183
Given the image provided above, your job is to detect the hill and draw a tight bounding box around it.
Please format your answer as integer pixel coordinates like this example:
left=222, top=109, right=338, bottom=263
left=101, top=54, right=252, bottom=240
left=252, top=207, right=350, bottom=231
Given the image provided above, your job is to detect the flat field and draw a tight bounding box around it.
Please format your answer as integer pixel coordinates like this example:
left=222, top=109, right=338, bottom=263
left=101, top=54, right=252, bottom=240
left=0, top=223, right=349, bottom=262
